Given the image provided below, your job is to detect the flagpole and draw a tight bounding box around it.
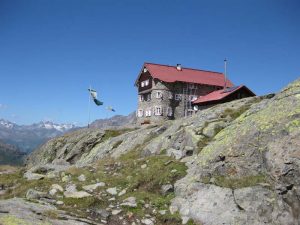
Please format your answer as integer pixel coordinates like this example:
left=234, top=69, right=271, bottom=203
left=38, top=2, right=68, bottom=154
left=88, top=85, right=92, bottom=128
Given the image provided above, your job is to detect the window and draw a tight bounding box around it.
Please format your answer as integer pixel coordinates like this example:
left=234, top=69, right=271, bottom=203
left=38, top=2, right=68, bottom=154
left=140, top=79, right=150, bottom=88
left=139, top=95, right=144, bottom=102
left=167, top=107, right=173, bottom=117
left=146, top=93, right=151, bottom=101
left=175, top=94, right=181, bottom=101
left=156, top=91, right=163, bottom=99
left=137, top=109, right=143, bottom=117
left=168, top=92, right=173, bottom=99
left=145, top=109, right=152, bottom=117
left=155, top=106, right=163, bottom=116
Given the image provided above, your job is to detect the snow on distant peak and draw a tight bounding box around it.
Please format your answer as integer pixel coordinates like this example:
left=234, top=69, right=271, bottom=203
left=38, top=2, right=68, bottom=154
left=38, top=121, right=76, bottom=132
left=0, top=119, right=15, bottom=129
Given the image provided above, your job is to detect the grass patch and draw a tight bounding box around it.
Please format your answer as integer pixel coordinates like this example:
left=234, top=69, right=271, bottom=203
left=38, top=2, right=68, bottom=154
left=223, top=105, right=251, bottom=120
left=210, top=174, right=267, bottom=189
left=59, top=150, right=188, bottom=223
left=63, top=196, right=104, bottom=208
left=196, top=136, right=210, bottom=153
left=43, top=210, right=59, bottom=219
left=102, top=128, right=137, bottom=142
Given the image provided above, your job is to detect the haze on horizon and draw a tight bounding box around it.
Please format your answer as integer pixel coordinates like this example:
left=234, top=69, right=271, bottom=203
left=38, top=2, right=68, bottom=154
left=0, top=0, right=299, bottom=126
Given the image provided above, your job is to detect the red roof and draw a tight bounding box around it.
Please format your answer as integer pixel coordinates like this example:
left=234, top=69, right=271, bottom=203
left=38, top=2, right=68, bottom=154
left=140, top=62, right=234, bottom=87
left=193, top=85, right=255, bottom=104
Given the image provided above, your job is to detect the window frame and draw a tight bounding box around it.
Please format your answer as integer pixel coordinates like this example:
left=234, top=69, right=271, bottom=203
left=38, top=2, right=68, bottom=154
left=155, top=106, right=163, bottom=116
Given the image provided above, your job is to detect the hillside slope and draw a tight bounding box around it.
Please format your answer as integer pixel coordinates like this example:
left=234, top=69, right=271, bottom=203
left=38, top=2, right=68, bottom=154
left=6, top=78, right=300, bottom=225
left=0, top=141, right=25, bottom=165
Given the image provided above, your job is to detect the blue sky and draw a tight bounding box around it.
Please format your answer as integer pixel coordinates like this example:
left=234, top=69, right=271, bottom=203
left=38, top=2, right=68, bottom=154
left=0, top=0, right=299, bottom=126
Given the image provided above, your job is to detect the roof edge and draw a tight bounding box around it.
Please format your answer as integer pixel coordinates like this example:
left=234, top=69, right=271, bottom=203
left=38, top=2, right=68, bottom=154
left=144, top=62, right=224, bottom=75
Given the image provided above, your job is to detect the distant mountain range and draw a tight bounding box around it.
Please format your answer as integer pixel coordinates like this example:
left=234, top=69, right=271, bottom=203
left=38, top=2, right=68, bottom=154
left=0, top=119, right=77, bottom=153
left=0, top=112, right=136, bottom=154
left=90, top=112, right=136, bottom=129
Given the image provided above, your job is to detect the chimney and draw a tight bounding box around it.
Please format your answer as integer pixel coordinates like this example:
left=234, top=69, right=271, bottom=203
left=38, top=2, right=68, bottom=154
left=224, top=59, right=227, bottom=89
left=176, top=64, right=182, bottom=71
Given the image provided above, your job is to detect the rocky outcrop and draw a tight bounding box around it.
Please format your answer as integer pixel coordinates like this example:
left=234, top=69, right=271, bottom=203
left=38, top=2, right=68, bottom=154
left=0, top=198, right=99, bottom=225
left=171, top=78, right=300, bottom=225
left=25, top=78, right=300, bottom=225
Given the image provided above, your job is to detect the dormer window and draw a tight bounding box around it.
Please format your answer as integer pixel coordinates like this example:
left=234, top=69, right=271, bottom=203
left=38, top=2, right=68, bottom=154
left=140, top=79, right=150, bottom=88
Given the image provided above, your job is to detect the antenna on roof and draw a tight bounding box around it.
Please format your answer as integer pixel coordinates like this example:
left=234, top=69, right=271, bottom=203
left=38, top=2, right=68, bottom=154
left=224, top=59, right=227, bottom=89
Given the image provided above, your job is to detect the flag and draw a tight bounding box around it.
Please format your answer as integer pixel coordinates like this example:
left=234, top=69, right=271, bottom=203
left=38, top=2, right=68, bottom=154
left=88, top=88, right=103, bottom=106
left=106, top=106, right=116, bottom=112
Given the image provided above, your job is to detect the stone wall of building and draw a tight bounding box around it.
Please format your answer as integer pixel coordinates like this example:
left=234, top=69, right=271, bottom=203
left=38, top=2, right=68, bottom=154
left=136, top=79, right=221, bottom=124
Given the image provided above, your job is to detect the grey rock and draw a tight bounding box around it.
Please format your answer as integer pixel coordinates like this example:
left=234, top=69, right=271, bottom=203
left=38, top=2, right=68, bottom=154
left=26, top=189, right=48, bottom=200
left=65, top=183, right=77, bottom=192
left=121, top=197, right=137, bottom=207
left=141, top=218, right=154, bottom=225
left=24, top=172, right=45, bottom=180
left=82, top=182, right=106, bottom=192
left=0, top=198, right=95, bottom=224
left=51, top=184, right=64, bottom=192
left=63, top=191, right=91, bottom=198
left=78, top=174, right=86, bottom=182
left=161, top=184, right=174, bottom=195
left=91, top=208, right=110, bottom=220
left=62, top=175, right=71, bottom=182
left=106, top=187, right=118, bottom=195
left=202, top=121, right=226, bottom=138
